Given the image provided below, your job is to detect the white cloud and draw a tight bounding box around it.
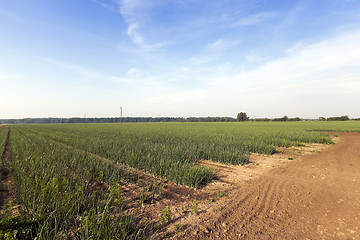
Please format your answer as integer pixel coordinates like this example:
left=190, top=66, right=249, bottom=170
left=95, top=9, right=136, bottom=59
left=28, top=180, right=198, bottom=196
left=127, top=23, right=145, bottom=47
left=199, top=29, right=360, bottom=117
left=208, top=39, right=223, bottom=49
left=115, top=0, right=171, bottom=51
left=125, top=22, right=171, bottom=51
left=118, top=0, right=143, bottom=17
left=127, top=67, right=138, bottom=75
left=139, top=28, right=360, bottom=117
left=236, top=29, right=360, bottom=85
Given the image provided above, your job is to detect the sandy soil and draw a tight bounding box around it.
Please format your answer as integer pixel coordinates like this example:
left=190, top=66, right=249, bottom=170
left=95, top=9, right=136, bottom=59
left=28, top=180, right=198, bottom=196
left=165, top=132, right=360, bottom=239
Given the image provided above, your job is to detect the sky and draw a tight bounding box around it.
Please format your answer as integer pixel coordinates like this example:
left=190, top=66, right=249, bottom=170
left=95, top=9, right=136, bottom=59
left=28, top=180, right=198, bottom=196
left=1, top=0, right=360, bottom=119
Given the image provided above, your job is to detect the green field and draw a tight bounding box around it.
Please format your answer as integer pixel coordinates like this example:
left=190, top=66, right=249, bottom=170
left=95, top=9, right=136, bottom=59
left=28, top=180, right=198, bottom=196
left=1, top=121, right=360, bottom=239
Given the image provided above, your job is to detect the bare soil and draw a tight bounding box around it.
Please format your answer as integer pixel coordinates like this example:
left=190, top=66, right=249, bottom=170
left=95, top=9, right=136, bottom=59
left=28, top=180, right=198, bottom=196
left=123, top=133, right=359, bottom=239
left=163, top=132, right=359, bottom=239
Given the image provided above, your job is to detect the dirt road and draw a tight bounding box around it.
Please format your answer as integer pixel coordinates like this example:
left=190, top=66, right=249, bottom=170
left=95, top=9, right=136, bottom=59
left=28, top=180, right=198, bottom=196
left=172, top=132, right=360, bottom=239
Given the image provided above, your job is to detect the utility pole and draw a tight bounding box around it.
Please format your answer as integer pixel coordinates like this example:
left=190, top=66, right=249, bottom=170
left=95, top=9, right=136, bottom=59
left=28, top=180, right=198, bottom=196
left=120, top=106, right=122, bottom=125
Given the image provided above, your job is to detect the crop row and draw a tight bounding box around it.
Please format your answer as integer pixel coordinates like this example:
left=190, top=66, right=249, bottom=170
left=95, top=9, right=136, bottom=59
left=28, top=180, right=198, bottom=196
left=6, top=126, right=146, bottom=239
left=18, top=122, right=333, bottom=188
left=0, top=125, right=9, bottom=201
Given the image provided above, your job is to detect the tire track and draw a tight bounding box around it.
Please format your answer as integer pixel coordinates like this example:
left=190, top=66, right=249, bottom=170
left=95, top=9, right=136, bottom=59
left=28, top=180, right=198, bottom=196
left=174, top=132, right=360, bottom=240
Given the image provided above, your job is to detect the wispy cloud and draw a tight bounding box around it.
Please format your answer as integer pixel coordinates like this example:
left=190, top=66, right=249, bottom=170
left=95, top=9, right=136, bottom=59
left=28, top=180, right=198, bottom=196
left=127, top=67, right=138, bottom=75
left=207, top=28, right=360, bottom=103
left=205, top=39, right=239, bottom=51
left=127, top=23, right=145, bottom=47
left=233, top=12, right=277, bottom=27
left=207, top=39, right=223, bottom=49
left=91, top=0, right=120, bottom=13
left=146, top=28, right=360, bottom=117
left=116, top=0, right=171, bottom=51
left=118, top=0, right=142, bottom=17
left=274, top=3, right=307, bottom=32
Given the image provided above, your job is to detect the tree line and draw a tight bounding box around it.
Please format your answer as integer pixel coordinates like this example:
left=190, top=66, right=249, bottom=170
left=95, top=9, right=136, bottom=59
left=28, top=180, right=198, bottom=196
left=0, top=114, right=355, bottom=124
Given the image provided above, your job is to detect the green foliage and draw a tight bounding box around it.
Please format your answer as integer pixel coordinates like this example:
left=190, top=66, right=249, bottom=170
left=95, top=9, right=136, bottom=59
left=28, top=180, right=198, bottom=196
left=326, top=115, right=350, bottom=121
left=174, top=223, right=182, bottom=232
left=0, top=126, right=9, bottom=207
left=0, top=215, right=38, bottom=240
left=192, top=199, right=198, bottom=215
left=237, top=112, right=249, bottom=121
left=9, top=127, right=143, bottom=239
left=218, top=192, right=227, bottom=197
left=9, top=122, right=342, bottom=188
left=160, top=206, right=172, bottom=224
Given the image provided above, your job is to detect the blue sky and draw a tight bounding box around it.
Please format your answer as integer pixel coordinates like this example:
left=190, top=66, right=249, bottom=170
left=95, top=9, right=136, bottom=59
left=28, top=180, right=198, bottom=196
left=1, top=0, right=360, bottom=119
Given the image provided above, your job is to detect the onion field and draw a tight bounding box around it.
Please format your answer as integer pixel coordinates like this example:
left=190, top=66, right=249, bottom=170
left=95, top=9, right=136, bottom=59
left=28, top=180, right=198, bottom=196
left=12, top=122, right=333, bottom=187
left=1, top=121, right=359, bottom=239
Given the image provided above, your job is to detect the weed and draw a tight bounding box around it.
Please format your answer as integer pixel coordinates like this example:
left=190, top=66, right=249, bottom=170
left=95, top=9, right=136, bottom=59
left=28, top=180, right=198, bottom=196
left=162, top=231, right=171, bottom=238
left=139, top=188, right=151, bottom=205
left=192, top=199, right=198, bottom=215
left=160, top=206, right=172, bottom=224
left=109, top=183, right=123, bottom=210
left=218, top=192, right=227, bottom=197
left=174, top=223, right=182, bottom=232
left=0, top=215, right=39, bottom=239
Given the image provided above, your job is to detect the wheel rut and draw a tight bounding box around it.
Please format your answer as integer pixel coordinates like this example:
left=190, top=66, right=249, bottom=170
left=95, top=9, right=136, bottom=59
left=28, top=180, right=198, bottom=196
left=172, top=132, right=360, bottom=240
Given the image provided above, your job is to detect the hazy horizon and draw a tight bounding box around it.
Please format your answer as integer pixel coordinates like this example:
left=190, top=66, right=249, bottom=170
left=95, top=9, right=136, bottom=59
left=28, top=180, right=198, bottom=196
left=1, top=0, right=360, bottom=119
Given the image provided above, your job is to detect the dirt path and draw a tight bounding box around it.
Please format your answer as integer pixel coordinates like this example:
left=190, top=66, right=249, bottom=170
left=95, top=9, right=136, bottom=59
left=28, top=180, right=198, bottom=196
left=170, top=132, right=360, bottom=239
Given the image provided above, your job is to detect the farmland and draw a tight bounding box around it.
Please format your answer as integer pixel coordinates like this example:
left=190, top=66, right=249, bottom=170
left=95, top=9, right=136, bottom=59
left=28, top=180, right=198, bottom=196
left=1, top=121, right=360, bottom=239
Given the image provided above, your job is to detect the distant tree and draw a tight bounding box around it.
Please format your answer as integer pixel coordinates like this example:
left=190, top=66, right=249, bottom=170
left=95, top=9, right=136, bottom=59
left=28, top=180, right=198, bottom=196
left=319, top=117, right=326, bottom=121
left=254, top=118, right=271, bottom=122
left=237, top=112, right=249, bottom=121
left=282, top=116, right=289, bottom=121
left=288, top=117, right=301, bottom=121
left=273, top=116, right=288, bottom=122
left=327, top=115, right=350, bottom=121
